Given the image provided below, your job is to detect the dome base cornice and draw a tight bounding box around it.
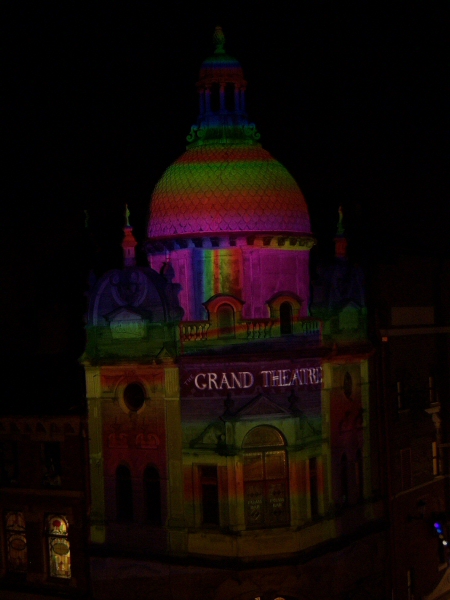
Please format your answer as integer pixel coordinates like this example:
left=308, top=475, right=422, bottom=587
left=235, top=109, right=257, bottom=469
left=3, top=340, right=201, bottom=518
left=145, top=233, right=316, bottom=255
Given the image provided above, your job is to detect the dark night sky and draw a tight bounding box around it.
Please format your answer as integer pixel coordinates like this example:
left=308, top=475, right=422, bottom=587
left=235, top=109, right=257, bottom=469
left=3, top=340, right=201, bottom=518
left=2, top=4, right=447, bottom=406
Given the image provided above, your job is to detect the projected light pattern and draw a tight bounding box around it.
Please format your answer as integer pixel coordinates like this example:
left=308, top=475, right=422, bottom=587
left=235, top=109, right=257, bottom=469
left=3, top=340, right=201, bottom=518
left=201, top=247, right=241, bottom=301
left=149, top=144, right=310, bottom=239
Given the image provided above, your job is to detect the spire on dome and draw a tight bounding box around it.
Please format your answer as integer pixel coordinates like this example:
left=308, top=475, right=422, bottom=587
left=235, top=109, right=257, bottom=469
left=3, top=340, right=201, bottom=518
left=122, top=204, right=137, bottom=267
left=334, top=206, right=348, bottom=259
left=213, top=26, right=226, bottom=54
left=187, top=27, right=260, bottom=146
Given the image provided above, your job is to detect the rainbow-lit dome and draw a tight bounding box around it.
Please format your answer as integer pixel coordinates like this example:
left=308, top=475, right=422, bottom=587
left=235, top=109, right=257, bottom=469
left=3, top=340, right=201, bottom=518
left=148, top=143, right=310, bottom=239
left=148, top=27, right=311, bottom=241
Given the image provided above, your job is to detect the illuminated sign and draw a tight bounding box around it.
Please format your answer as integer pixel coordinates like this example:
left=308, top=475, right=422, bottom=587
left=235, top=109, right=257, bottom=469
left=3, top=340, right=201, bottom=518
left=181, top=361, right=322, bottom=397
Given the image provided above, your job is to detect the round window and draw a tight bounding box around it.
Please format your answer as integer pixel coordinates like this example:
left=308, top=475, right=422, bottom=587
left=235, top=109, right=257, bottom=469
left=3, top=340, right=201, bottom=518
left=343, top=372, right=353, bottom=399
left=123, top=383, right=145, bottom=412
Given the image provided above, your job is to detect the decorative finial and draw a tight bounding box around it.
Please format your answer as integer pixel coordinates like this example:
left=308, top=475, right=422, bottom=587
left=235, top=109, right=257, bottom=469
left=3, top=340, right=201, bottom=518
left=122, top=205, right=137, bottom=267
left=335, top=205, right=348, bottom=259
left=337, top=206, right=345, bottom=235
left=213, top=26, right=225, bottom=54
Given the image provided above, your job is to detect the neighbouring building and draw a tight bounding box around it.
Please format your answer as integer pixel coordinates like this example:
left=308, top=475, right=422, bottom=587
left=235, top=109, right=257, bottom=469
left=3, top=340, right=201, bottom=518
left=0, top=411, right=90, bottom=598
left=373, top=255, right=450, bottom=600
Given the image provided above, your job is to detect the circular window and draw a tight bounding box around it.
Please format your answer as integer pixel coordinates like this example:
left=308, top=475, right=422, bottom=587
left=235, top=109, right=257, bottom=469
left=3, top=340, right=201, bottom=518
left=343, top=372, right=353, bottom=399
left=123, top=383, right=145, bottom=412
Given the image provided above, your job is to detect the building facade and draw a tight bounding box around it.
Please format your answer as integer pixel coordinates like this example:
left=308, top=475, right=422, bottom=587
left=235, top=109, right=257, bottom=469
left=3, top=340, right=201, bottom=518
left=83, top=28, right=386, bottom=600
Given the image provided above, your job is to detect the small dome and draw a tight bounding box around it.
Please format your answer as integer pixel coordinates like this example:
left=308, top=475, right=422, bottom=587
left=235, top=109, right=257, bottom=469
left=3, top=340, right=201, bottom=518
left=197, top=26, right=245, bottom=85
left=198, top=53, right=244, bottom=85
left=148, top=143, right=311, bottom=239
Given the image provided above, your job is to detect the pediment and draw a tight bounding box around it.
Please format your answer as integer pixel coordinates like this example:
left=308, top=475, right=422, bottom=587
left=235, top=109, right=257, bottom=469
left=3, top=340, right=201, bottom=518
left=236, top=394, right=291, bottom=418
left=189, top=421, right=226, bottom=449
left=156, top=346, right=174, bottom=360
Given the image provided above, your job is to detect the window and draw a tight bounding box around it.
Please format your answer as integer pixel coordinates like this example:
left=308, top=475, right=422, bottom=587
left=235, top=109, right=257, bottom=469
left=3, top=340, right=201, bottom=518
left=0, top=441, right=19, bottom=486
left=356, top=448, right=364, bottom=501
left=280, top=302, right=293, bottom=335
left=217, top=303, right=235, bottom=339
left=123, top=383, right=145, bottom=412
left=144, top=466, right=161, bottom=525
left=401, top=448, right=412, bottom=491
left=243, top=426, right=289, bottom=528
left=42, top=442, right=61, bottom=487
left=47, top=515, right=71, bottom=579
left=432, top=441, right=439, bottom=476
left=340, top=453, right=349, bottom=505
left=309, top=457, right=319, bottom=518
left=5, top=512, right=27, bottom=573
left=200, top=466, right=219, bottom=526
left=343, top=371, right=353, bottom=399
left=116, top=464, right=133, bottom=521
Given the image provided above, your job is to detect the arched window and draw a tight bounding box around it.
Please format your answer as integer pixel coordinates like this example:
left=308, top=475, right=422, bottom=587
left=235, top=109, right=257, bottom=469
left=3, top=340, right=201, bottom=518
left=280, top=302, right=293, bottom=335
left=116, top=465, right=133, bottom=521
left=144, top=466, right=161, bottom=525
left=309, top=457, right=319, bottom=518
left=47, top=515, right=71, bottom=579
left=5, top=512, right=27, bottom=573
left=355, top=449, right=364, bottom=501
left=217, top=303, right=235, bottom=339
left=242, top=426, right=289, bottom=528
left=340, top=453, right=349, bottom=506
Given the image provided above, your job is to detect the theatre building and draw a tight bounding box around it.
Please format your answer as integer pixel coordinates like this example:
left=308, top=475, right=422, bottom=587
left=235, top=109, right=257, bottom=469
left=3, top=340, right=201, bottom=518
left=83, top=28, right=385, bottom=600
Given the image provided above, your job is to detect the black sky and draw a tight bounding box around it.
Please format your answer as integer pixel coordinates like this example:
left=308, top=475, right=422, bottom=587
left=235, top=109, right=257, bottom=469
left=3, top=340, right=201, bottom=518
left=3, top=4, right=448, bottom=386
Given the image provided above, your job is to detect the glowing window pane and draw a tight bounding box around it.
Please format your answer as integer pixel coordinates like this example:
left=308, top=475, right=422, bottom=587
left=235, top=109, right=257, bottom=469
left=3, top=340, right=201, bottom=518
left=47, top=515, right=71, bottom=579
left=244, top=453, right=264, bottom=481
left=243, top=426, right=285, bottom=448
left=5, top=511, right=27, bottom=573
left=265, top=451, right=286, bottom=479
left=242, top=426, right=289, bottom=528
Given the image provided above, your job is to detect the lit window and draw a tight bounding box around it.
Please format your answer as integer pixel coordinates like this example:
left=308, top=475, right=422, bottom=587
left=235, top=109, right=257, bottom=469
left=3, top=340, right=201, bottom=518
left=47, top=515, right=71, bottom=579
left=243, top=426, right=289, bottom=528
left=5, top=511, right=27, bottom=573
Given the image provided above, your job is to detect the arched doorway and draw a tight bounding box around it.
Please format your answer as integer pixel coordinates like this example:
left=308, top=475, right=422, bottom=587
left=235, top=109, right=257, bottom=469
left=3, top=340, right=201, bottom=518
left=242, top=426, right=289, bottom=528
left=217, top=303, right=235, bottom=339
left=144, top=465, right=162, bottom=525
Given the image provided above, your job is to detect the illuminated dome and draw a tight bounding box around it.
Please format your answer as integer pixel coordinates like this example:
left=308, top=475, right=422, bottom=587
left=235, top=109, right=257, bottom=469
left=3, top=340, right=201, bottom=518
left=149, top=143, right=310, bottom=238
left=148, top=27, right=311, bottom=241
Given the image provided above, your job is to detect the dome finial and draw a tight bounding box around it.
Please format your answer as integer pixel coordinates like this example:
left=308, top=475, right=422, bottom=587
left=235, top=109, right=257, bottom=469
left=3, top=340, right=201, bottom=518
left=335, top=206, right=348, bottom=259
left=213, top=26, right=225, bottom=54
left=122, top=204, right=137, bottom=267
left=337, top=205, right=345, bottom=236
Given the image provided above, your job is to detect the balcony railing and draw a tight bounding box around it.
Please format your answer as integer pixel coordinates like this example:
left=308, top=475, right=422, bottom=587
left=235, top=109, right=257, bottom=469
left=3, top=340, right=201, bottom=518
left=180, top=322, right=210, bottom=342
left=180, top=317, right=322, bottom=344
